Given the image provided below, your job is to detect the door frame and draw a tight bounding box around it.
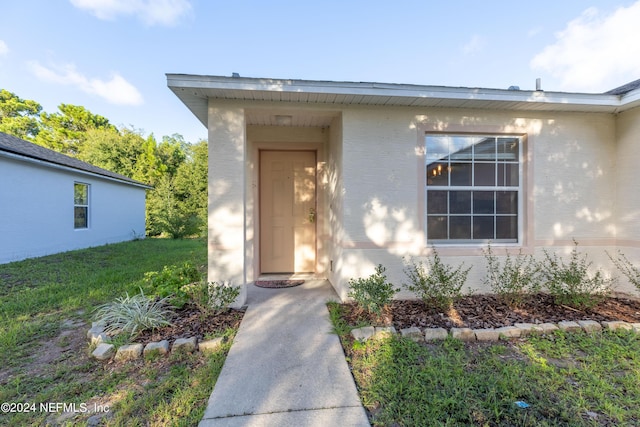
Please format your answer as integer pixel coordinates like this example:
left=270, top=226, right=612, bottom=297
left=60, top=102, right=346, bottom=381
left=248, top=137, right=326, bottom=280
left=259, top=149, right=318, bottom=273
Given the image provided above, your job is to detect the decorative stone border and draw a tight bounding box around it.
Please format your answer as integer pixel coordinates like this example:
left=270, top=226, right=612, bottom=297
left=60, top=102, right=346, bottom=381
left=87, top=322, right=224, bottom=362
left=351, top=320, right=640, bottom=343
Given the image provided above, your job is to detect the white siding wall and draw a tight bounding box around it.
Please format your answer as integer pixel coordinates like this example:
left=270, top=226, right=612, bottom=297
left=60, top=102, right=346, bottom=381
left=0, top=156, right=146, bottom=264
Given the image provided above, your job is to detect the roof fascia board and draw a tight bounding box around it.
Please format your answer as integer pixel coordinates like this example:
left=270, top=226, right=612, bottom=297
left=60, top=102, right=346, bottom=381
left=0, top=150, right=153, bottom=190
left=618, top=87, right=640, bottom=112
left=167, top=74, right=624, bottom=111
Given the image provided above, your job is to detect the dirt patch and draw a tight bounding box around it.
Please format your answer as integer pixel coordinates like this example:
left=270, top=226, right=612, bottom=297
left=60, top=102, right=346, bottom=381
left=340, top=293, right=640, bottom=330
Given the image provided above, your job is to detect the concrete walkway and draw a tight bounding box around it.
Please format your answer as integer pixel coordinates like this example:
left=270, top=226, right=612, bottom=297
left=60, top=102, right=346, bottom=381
left=199, top=279, right=370, bottom=427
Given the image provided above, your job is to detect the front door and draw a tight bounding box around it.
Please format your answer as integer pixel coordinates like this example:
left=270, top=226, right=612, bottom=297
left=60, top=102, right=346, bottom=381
left=260, top=150, right=317, bottom=273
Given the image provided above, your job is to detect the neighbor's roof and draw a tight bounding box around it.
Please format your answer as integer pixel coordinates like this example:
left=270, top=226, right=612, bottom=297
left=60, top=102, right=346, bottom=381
left=167, top=74, right=640, bottom=128
left=0, top=132, right=152, bottom=189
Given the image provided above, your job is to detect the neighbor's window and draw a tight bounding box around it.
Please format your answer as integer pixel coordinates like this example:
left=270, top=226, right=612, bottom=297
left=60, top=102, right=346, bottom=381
left=426, top=134, right=522, bottom=243
left=74, top=182, right=89, bottom=229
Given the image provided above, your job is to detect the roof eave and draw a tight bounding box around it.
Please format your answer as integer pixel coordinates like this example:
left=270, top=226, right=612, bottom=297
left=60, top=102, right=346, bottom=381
left=166, top=74, right=630, bottom=119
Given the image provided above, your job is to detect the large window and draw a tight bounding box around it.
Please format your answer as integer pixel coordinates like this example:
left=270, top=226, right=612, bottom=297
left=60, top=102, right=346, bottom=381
left=426, top=134, right=522, bottom=243
left=74, top=182, right=89, bottom=229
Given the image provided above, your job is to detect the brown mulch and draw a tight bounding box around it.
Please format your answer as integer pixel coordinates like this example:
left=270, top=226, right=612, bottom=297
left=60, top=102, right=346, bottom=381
left=341, top=293, right=640, bottom=330
left=134, top=305, right=245, bottom=346
left=131, top=293, right=640, bottom=346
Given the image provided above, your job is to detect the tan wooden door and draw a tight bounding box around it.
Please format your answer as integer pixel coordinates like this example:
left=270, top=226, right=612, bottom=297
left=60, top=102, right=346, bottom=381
left=260, top=151, right=317, bottom=273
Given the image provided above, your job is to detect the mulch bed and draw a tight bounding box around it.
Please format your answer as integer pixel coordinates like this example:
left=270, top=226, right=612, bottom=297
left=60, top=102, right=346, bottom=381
left=340, top=293, right=640, bottom=330
left=132, top=294, right=640, bottom=347
left=134, top=305, right=245, bottom=346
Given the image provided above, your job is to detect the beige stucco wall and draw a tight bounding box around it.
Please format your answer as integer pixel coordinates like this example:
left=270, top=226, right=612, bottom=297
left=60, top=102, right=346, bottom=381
left=613, top=106, right=640, bottom=294
left=332, top=105, right=623, bottom=298
left=207, top=104, right=247, bottom=306
left=206, top=99, right=639, bottom=302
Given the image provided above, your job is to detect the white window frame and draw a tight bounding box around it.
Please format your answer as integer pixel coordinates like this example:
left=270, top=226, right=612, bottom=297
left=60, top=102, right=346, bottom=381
left=425, top=133, right=523, bottom=245
left=74, top=182, right=90, bottom=229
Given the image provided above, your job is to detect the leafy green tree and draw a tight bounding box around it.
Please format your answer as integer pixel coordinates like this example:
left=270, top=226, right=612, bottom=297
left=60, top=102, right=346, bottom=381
left=0, top=89, right=42, bottom=140
left=173, top=139, right=208, bottom=235
left=147, top=175, right=201, bottom=238
left=36, top=104, right=114, bottom=155
left=78, top=127, right=145, bottom=177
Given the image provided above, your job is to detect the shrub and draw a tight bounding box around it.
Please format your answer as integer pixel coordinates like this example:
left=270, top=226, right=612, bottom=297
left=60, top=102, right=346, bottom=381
left=347, top=264, right=399, bottom=318
left=607, top=250, right=640, bottom=292
left=403, top=249, right=471, bottom=312
left=143, top=262, right=203, bottom=307
left=94, top=289, right=174, bottom=338
left=181, top=281, right=240, bottom=317
left=540, top=240, right=614, bottom=309
left=482, top=244, right=540, bottom=308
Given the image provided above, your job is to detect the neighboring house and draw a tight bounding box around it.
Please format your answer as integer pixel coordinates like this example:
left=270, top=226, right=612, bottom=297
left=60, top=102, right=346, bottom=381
left=167, top=74, right=640, bottom=305
left=0, top=132, right=151, bottom=264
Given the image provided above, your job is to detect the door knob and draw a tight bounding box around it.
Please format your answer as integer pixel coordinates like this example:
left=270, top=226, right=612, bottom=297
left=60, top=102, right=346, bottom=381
left=309, top=208, right=316, bottom=223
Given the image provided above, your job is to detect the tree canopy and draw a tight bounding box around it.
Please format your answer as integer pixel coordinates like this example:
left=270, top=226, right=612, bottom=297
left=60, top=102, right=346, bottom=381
left=0, top=89, right=207, bottom=238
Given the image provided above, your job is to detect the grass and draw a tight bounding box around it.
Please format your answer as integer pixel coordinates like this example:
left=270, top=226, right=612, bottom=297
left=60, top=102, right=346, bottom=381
left=328, top=303, right=640, bottom=426
left=0, top=238, right=236, bottom=426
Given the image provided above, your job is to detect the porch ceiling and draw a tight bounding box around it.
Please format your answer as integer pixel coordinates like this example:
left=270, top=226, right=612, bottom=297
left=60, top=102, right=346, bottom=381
left=167, top=74, right=640, bottom=128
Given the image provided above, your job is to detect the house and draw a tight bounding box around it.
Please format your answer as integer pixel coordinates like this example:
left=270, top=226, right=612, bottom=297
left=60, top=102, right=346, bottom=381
left=167, top=74, right=640, bottom=305
left=0, top=132, right=151, bottom=264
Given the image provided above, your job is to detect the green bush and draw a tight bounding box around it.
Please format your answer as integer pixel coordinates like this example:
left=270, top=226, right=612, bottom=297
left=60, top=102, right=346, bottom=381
left=181, top=281, right=240, bottom=317
left=482, top=244, right=540, bottom=308
left=540, top=240, right=614, bottom=309
left=143, top=262, right=203, bottom=307
left=93, top=289, right=174, bottom=338
left=403, top=250, right=471, bottom=312
left=347, top=264, right=399, bottom=318
left=607, top=249, right=640, bottom=292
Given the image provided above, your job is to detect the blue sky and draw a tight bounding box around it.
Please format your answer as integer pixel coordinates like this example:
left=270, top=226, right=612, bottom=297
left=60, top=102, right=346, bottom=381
left=1, top=0, right=640, bottom=144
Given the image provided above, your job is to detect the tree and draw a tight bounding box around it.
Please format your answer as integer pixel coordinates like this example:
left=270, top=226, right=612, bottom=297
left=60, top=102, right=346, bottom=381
left=0, top=89, right=42, bottom=140
left=173, top=139, right=208, bottom=234
left=36, top=104, right=114, bottom=155
left=78, top=127, right=145, bottom=177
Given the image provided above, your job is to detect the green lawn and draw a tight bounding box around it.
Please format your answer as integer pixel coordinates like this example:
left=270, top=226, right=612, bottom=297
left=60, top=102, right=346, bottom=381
left=0, top=238, right=233, bottom=426
left=329, top=302, right=640, bottom=427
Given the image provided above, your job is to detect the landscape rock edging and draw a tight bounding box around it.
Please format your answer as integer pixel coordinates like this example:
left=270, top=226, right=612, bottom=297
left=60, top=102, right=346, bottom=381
left=87, top=324, right=223, bottom=362
left=351, top=320, right=640, bottom=343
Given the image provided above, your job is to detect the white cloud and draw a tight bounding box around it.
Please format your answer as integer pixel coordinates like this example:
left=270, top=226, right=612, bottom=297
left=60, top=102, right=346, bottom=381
left=462, top=34, right=485, bottom=55
left=0, top=40, right=8, bottom=56
left=531, top=2, right=640, bottom=92
left=69, top=0, right=191, bottom=26
left=28, top=61, right=144, bottom=106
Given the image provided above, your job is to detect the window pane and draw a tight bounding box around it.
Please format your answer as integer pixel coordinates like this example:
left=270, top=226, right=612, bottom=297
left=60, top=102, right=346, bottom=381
left=473, top=137, right=496, bottom=161
left=450, top=191, right=471, bottom=214
left=497, top=163, right=519, bottom=186
left=497, top=137, right=518, bottom=161
left=427, top=162, right=449, bottom=186
left=450, top=216, right=471, bottom=239
left=474, top=163, right=495, bottom=186
left=473, top=191, right=495, bottom=214
left=473, top=216, right=494, bottom=239
left=496, top=191, right=517, bottom=214
left=426, top=136, right=449, bottom=161
left=450, top=163, right=472, bottom=186
left=74, top=183, right=88, bottom=205
left=449, top=136, right=478, bottom=161
left=427, top=191, right=448, bottom=214
left=427, top=216, right=448, bottom=239
left=75, top=207, right=88, bottom=228
left=496, top=216, right=517, bottom=239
